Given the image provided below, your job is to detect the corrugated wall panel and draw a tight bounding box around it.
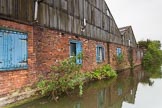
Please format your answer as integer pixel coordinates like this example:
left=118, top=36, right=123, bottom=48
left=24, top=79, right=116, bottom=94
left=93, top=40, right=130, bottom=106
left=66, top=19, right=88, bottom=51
left=73, top=18, right=77, bottom=34
left=74, top=0, right=79, bottom=17
left=0, top=0, right=123, bottom=44
left=38, top=3, right=46, bottom=26
left=91, top=6, right=95, bottom=25
left=79, top=0, right=84, bottom=20
left=91, top=0, right=96, bottom=6
left=61, top=0, right=67, bottom=11
left=101, top=30, right=104, bottom=41
left=90, top=25, right=94, bottom=38
left=65, top=13, right=69, bottom=32
left=86, top=24, right=91, bottom=38
left=7, top=0, right=13, bottom=17
left=67, top=0, right=74, bottom=15
left=0, top=0, right=33, bottom=22
left=67, top=15, right=73, bottom=33
left=49, top=7, right=54, bottom=28
left=84, top=0, right=88, bottom=20
left=96, top=0, right=100, bottom=9
left=18, top=0, right=27, bottom=21
left=44, top=0, right=53, bottom=5
left=95, top=8, right=99, bottom=27
left=27, top=0, right=34, bottom=22
left=87, top=3, right=91, bottom=23
left=0, top=0, right=7, bottom=15
left=93, top=26, right=97, bottom=39
left=53, top=0, right=60, bottom=8
left=96, top=28, right=100, bottom=40
left=59, top=12, right=67, bottom=31
left=99, top=0, right=103, bottom=11
left=45, top=4, right=50, bottom=27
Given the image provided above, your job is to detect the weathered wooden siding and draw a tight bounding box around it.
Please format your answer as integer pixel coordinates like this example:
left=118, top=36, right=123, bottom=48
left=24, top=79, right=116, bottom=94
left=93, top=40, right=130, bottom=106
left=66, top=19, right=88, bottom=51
left=129, top=28, right=137, bottom=47
left=0, top=0, right=34, bottom=22
left=0, top=0, right=122, bottom=44
left=120, top=27, right=137, bottom=47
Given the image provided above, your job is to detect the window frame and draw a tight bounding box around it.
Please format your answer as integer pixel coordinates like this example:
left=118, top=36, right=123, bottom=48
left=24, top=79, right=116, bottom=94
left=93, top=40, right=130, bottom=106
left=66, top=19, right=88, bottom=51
left=0, top=29, right=28, bottom=71
left=116, top=48, right=122, bottom=56
left=70, top=42, right=77, bottom=57
left=96, top=45, right=105, bottom=63
left=69, top=40, right=82, bottom=64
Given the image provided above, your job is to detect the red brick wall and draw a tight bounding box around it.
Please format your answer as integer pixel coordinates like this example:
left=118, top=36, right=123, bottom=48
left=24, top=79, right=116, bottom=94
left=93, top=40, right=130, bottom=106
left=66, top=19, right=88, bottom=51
left=0, top=19, right=37, bottom=96
left=109, top=43, right=142, bottom=70
left=0, top=19, right=141, bottom=97
left=82, top=39, right=108, bottom=71
left=109, top=43, right=129, bottom=70
left=34, top=27, right=108, bottom=74
left=0, top=21, right=108, bottom=96
left=132, top=49, right=142, bottom=66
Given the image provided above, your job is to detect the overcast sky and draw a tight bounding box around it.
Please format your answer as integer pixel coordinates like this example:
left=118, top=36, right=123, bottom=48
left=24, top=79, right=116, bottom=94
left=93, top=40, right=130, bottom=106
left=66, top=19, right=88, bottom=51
left=105, top=0, right=162, bottom=43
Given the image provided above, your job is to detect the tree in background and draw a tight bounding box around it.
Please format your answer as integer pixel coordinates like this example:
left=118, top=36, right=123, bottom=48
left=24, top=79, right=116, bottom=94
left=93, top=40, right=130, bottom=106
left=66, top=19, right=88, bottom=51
left=138, top=39, right=162, bottom=71
left=138, top=39, right=161, bottom=49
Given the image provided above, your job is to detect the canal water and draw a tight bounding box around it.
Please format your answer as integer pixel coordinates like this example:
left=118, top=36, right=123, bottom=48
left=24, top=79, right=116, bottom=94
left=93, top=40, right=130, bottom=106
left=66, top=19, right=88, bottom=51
left=15, top=66, right=162, bottom=108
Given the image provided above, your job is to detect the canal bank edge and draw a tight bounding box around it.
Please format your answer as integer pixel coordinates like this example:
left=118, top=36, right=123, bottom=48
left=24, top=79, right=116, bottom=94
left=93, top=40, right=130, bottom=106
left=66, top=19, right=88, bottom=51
left=1, top=65, right=141, bottom=108
left=0, top=89, right=43, bottom=108
left=1, top=64, right=117, bottom=108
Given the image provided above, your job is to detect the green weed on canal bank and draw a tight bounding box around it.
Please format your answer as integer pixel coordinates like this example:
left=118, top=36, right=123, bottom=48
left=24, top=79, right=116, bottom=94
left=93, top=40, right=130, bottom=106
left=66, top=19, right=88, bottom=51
left=37, top=57, right=117, bottom=101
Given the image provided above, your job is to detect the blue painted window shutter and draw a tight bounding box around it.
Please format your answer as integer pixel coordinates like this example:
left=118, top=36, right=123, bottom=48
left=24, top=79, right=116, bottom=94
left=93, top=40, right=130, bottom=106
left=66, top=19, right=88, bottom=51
left=70, top=40, right=82, bottom=65
left=0, top=31, right=3, bottom=68
left=18, top=33, right=28, bottom=68
left=76, top=42, right=82, bottom=64
left=116, top=48, right=119, bottom=56
left=96, top=46, right=100, bottom=62
left=0, top=29, right=28, bottom=71
left=119, top=48, right=122, bottom=55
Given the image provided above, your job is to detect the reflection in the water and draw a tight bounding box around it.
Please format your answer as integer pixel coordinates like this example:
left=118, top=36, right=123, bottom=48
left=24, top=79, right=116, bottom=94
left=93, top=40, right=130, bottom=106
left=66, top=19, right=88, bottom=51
left=74, top=103, right=81, bottom=108
left=15, top=66, right=162, bottom=108
left=97, top=89, right=106, bottom=108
